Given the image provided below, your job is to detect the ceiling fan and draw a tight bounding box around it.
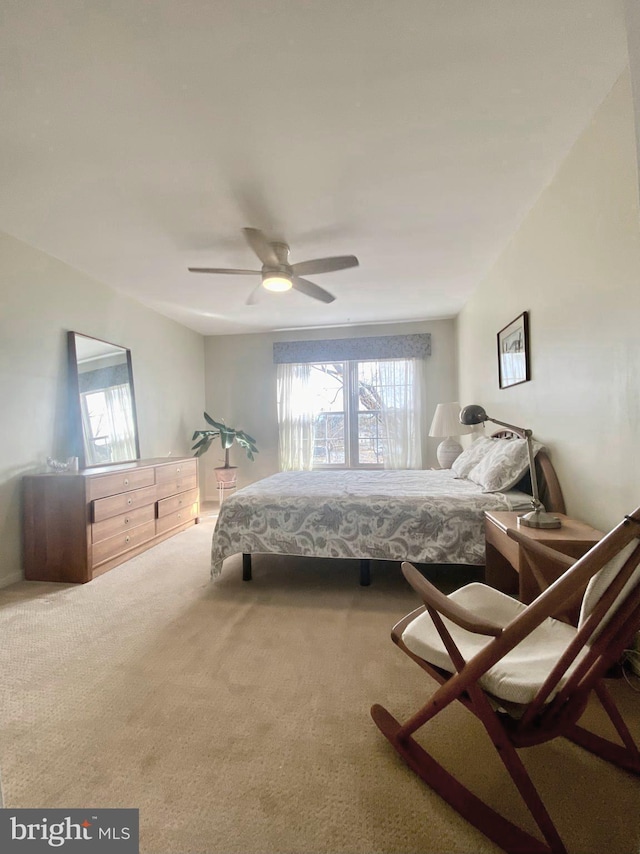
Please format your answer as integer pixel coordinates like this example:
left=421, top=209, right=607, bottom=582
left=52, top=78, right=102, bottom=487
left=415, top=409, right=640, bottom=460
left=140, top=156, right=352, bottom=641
left=188, top=227, right=359, bottom=305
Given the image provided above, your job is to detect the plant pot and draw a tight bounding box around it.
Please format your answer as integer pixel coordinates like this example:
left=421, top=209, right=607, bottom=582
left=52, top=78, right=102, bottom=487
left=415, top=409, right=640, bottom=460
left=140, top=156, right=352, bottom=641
left=214, top=465, right=238, bottom=486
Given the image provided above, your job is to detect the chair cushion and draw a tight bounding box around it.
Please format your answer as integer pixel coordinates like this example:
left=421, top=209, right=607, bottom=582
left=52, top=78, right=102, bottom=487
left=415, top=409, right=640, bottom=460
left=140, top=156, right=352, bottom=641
left=402, top=583, right=584, bottom=705
left=579, top=538, right=640, bottom=641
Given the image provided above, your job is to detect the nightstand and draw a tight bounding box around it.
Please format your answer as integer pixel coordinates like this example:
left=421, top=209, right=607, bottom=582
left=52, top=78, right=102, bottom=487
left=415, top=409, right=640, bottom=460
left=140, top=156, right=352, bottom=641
left=484, top=510, right=604, bottom=606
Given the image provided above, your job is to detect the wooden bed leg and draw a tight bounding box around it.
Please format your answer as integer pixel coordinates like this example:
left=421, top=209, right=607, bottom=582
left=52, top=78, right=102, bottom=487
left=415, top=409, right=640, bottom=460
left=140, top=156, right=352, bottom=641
left=242, top=553, right=252, bottom=581
left=360, top=559, right=371, bottom=587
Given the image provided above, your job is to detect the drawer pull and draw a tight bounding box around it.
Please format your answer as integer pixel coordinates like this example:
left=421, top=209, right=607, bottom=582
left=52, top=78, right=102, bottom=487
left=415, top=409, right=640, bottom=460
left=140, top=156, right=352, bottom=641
left=125, top=535, right=131, bottom=544
left=176, top=467, right=181, bottom=473
left=127, top=498, right=133, bottom=506
left=177, top=513, right=182, bottom=519
left=124, top=517, right=130, bottom=524
left=124, top=478, right=129, bottom=486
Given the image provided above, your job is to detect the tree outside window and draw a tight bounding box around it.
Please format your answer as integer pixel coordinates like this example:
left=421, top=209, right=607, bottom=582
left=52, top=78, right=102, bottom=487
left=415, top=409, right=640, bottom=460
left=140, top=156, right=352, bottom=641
left=308, top=360, right=413, bottom=468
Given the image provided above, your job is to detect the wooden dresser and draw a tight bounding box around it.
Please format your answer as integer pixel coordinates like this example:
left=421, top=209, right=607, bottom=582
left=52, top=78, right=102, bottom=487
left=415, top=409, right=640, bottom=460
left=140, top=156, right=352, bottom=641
left=23, top=457, right=199, bottom=583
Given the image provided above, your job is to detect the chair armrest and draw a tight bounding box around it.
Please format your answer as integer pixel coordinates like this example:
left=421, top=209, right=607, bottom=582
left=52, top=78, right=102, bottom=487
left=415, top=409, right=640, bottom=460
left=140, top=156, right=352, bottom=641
left=401, top=562, right=503, bottom=636
left=506, top=529, right=576, bottom=572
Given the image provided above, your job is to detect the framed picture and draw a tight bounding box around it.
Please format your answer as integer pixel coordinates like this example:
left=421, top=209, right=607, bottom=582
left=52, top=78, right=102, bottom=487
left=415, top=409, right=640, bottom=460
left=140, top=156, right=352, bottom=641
left=497, top=311, right=530, bottom=389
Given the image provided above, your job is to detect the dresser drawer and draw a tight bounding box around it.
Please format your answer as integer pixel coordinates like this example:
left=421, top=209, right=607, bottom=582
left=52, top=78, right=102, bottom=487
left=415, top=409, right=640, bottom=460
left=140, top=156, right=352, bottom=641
left=92, top=484, right=157, bottom=523
left=155, top=460, right=197, bottom=482
left=156, top=504, right=198, bottom=535
left=155, top=475, right=197, bottom=500
left=92, top=504, right=156, bottom=544
left=88, top=468, right=155, bottom=501
left=157, top=488, right=199, bottom=518
left=92, top=519, right=156, bottom=566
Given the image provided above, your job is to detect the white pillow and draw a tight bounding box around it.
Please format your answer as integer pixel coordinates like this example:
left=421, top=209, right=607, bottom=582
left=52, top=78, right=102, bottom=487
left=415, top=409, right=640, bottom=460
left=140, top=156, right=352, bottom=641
left=467, top=438, right=544, bottom=492
left=451, top=436, right=494, bottom=478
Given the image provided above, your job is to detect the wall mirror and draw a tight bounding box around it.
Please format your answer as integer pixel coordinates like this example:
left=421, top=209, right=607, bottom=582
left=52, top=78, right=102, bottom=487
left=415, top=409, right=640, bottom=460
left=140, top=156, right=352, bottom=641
left=68, top=331, right=141, bottom=468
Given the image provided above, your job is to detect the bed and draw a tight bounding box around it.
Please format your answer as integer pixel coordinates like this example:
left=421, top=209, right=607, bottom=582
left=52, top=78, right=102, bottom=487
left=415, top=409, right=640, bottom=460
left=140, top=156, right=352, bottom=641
left=210, top=432, right=565, bottom=585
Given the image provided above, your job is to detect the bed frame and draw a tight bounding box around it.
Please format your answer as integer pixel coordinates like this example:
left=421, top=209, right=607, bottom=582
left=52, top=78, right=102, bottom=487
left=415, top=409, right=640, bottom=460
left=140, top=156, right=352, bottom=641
left=240, top=430, right=565, bottom=587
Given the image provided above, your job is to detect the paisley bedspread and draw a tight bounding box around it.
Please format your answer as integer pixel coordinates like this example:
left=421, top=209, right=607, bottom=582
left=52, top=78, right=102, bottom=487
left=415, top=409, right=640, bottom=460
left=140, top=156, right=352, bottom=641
left=210, top=469, right=533, bottom=577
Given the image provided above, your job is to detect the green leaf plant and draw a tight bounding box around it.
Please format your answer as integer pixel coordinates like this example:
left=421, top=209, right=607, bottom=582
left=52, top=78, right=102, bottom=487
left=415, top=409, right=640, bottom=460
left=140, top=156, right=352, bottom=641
left=191, top=413, right=259, bottom=468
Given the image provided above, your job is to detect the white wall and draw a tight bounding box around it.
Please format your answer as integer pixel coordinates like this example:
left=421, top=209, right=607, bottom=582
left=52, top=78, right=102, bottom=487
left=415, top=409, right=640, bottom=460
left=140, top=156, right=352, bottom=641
left=202, top=319, right=457, bottom=501
left=626, top=0, right=640, bottom=179
left=0, top=231, right=205, bottom=587
left=457, top=71, right=640, bottom=533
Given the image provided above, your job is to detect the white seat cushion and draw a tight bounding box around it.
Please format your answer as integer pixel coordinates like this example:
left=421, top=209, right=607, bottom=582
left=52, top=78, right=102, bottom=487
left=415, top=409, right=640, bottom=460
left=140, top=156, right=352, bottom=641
left=402, top=583, right=584, bottom=705
left=579, top=538, right=640, bottom=641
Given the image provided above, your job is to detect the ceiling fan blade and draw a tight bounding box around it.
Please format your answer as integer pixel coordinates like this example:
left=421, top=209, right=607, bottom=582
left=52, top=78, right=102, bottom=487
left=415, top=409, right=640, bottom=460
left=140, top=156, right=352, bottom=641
left=245, top=283, right=263, bottom=306
left=292, top=276, right=335, bottom=304
left=243, top=228, right=279, bottom=266
left=188, top=267, right=260, bottom=275
left=291, top=255, right=359, bottom=277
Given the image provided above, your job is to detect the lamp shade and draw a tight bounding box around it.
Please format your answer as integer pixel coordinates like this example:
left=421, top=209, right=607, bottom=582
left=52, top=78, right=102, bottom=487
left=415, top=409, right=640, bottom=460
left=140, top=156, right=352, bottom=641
left=429, top=403, right=473, bottom=438
left=429, top=403, right=473, bottom=468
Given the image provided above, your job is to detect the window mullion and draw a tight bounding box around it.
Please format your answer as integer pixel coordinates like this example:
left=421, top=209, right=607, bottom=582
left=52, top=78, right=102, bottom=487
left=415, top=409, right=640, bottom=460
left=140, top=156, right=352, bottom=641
left=341, top=363, right=348, bottom=468
left=347, top=361, right=359, bottom=467
left=340, top=361, right=348, bottom=468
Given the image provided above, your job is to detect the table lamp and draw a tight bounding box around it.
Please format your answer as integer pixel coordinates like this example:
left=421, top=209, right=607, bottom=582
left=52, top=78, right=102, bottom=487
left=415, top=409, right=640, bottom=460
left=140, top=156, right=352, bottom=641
left=459, top=404, right=561, bottom=528
left=429, top=402, right=473, bottom=469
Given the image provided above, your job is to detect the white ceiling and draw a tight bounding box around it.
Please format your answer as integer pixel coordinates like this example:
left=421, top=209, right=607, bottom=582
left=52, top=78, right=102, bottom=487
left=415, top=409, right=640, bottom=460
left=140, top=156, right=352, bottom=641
left=0, top=1, right=629, bottom=336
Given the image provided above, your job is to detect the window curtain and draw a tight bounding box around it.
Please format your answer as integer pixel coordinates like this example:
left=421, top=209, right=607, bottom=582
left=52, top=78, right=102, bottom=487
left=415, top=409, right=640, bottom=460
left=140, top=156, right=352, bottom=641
left=379, top=358, right=423, bottom=470
left=103, top=384, right=137, bottom=461
left=277, top=363, right=316, bottom=471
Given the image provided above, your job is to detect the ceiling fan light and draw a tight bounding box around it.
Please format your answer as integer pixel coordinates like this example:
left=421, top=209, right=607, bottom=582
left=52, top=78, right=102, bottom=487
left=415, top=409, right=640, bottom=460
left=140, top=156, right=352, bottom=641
left=263, top=274, right=292, bottom=292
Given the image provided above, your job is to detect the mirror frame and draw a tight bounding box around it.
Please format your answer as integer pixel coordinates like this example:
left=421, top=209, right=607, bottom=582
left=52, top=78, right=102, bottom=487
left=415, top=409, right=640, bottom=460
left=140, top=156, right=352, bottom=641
left=68, top=331, right=141, bottom=469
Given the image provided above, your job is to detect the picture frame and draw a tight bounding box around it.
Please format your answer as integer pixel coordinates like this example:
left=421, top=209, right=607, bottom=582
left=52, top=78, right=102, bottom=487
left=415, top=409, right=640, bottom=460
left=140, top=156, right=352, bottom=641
left=497, top=311, right=530, bottom=389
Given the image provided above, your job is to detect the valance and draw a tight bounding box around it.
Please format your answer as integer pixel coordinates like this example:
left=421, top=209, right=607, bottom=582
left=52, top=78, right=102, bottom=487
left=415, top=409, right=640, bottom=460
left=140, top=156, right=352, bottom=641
left=77, top=363, right=130, bottom=393
left=273, top=333, right=431, bottom=364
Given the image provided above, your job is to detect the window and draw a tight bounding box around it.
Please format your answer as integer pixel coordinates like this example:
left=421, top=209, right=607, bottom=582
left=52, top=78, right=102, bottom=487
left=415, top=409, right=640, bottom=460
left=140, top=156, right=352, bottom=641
left=310, top=360, right=401, bottom=467
left=80, top=384, right=137, bottom=465
left=277, top=358, right=422, bottom=470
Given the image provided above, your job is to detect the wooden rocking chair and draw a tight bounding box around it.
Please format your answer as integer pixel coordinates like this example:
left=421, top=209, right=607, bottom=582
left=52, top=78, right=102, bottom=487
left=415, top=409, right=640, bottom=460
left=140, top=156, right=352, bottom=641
left=371, top=509, right=640, bottom=854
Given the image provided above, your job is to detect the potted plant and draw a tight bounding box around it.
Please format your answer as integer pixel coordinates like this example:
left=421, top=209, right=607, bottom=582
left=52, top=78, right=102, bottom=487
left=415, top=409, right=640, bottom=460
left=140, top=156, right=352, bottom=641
left=191, top=413, right=258, bottom=487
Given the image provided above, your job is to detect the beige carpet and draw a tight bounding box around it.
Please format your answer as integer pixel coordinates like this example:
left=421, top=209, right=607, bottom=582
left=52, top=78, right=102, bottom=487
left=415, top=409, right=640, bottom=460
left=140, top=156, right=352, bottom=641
left=1, top=520, right=640, bottom=854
